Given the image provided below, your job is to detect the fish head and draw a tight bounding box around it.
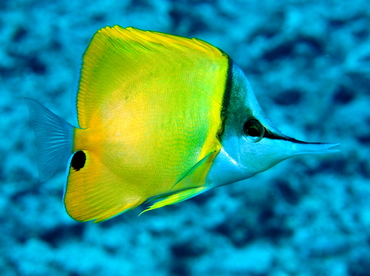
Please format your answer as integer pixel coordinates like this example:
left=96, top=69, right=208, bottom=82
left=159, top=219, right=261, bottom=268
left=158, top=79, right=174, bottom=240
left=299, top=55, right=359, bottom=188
left=207, top=62, right=340, bottom=187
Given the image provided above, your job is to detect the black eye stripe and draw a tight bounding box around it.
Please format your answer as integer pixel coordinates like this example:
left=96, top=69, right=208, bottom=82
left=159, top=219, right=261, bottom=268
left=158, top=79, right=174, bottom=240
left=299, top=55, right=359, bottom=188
left=263, top=131, right=326, bottom=145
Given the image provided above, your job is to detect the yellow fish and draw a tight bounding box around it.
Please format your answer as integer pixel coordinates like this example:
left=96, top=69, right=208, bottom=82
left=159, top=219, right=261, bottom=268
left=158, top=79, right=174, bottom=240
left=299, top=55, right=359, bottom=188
left=26, top=26, right=339, bottom=222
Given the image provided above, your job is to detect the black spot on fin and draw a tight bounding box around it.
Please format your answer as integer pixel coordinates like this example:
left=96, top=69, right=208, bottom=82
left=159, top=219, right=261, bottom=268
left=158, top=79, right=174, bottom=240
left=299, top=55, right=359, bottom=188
left=71, top=151, right=86, bottom=171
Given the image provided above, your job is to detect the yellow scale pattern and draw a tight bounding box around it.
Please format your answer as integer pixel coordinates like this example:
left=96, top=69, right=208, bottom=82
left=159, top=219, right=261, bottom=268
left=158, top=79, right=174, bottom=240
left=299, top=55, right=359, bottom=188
left=64, top=26, right=229, bottom=222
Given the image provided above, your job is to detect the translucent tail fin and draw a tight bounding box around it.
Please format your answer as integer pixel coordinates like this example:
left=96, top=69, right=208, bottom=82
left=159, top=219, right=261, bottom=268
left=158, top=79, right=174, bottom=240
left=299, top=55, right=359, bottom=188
left=25, top=98, right=74, bottom=182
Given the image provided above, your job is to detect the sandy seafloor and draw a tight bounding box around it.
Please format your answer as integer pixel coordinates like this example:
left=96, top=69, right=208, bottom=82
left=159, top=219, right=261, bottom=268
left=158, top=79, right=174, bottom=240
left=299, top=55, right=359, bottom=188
left=1, top=0, right=370, bottom=275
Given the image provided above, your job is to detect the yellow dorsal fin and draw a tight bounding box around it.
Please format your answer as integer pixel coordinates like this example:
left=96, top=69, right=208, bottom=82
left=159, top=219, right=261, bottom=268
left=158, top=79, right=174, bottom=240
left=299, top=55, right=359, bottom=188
left=77, top=25, right=227, bottom=129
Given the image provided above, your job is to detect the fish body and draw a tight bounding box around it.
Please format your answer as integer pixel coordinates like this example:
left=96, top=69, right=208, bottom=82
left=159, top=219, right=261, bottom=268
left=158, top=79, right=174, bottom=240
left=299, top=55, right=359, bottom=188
left=26, top=26, right=339, bottom=222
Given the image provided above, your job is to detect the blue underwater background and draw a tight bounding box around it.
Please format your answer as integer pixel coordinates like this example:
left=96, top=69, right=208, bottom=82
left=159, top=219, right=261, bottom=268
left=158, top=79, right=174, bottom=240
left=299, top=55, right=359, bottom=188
left=1, top=0, right=370, bottom=275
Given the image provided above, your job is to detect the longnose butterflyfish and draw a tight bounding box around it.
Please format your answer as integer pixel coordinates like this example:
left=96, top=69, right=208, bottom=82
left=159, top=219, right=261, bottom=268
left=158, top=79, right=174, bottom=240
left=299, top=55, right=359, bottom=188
left=26, top=25, right=339, bottom=222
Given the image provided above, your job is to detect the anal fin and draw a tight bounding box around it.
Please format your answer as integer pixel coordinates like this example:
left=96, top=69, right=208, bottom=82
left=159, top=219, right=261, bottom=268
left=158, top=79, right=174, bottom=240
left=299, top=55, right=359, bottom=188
left=65, top=151, right=145, bottom=222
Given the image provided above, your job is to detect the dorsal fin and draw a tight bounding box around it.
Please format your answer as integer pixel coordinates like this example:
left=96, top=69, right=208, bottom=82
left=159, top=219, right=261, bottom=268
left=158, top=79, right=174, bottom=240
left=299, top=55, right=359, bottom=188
left=77, top=25, right=228, bottom=129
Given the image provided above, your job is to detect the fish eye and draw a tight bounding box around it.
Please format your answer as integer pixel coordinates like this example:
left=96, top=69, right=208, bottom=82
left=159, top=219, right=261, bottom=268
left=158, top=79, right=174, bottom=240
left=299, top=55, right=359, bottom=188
left=243, top=119, right=265, bottom=142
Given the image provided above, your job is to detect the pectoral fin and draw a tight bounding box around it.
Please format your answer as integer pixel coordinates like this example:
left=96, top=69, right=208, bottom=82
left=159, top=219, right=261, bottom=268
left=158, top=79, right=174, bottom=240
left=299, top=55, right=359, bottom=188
left=139, top=186, right=209, bottom=215
left=139, top=148, right=219, bottom=215
left=172, top=149, right=218, bottom=191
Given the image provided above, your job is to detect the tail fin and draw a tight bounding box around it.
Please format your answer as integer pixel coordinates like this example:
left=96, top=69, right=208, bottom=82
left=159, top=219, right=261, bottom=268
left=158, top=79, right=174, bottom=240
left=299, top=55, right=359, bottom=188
left=25, top=98, right=74, bottom=182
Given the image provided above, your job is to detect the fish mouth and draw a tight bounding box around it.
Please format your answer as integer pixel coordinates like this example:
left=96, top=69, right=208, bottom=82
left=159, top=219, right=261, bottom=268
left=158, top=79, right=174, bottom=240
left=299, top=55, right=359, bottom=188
left=291, top=141, right=341, bottom=155
left=323, top=143, right=341, bottom=151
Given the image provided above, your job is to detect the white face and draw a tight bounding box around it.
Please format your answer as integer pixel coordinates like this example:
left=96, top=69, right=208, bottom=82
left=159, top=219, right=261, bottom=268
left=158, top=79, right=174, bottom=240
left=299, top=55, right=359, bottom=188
left=206, top=62, right=339, bottom=188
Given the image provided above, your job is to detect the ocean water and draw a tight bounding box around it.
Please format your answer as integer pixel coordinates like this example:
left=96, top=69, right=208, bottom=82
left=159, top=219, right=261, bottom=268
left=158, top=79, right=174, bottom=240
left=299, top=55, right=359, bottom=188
left=1, top=0, right=369, bottom=275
